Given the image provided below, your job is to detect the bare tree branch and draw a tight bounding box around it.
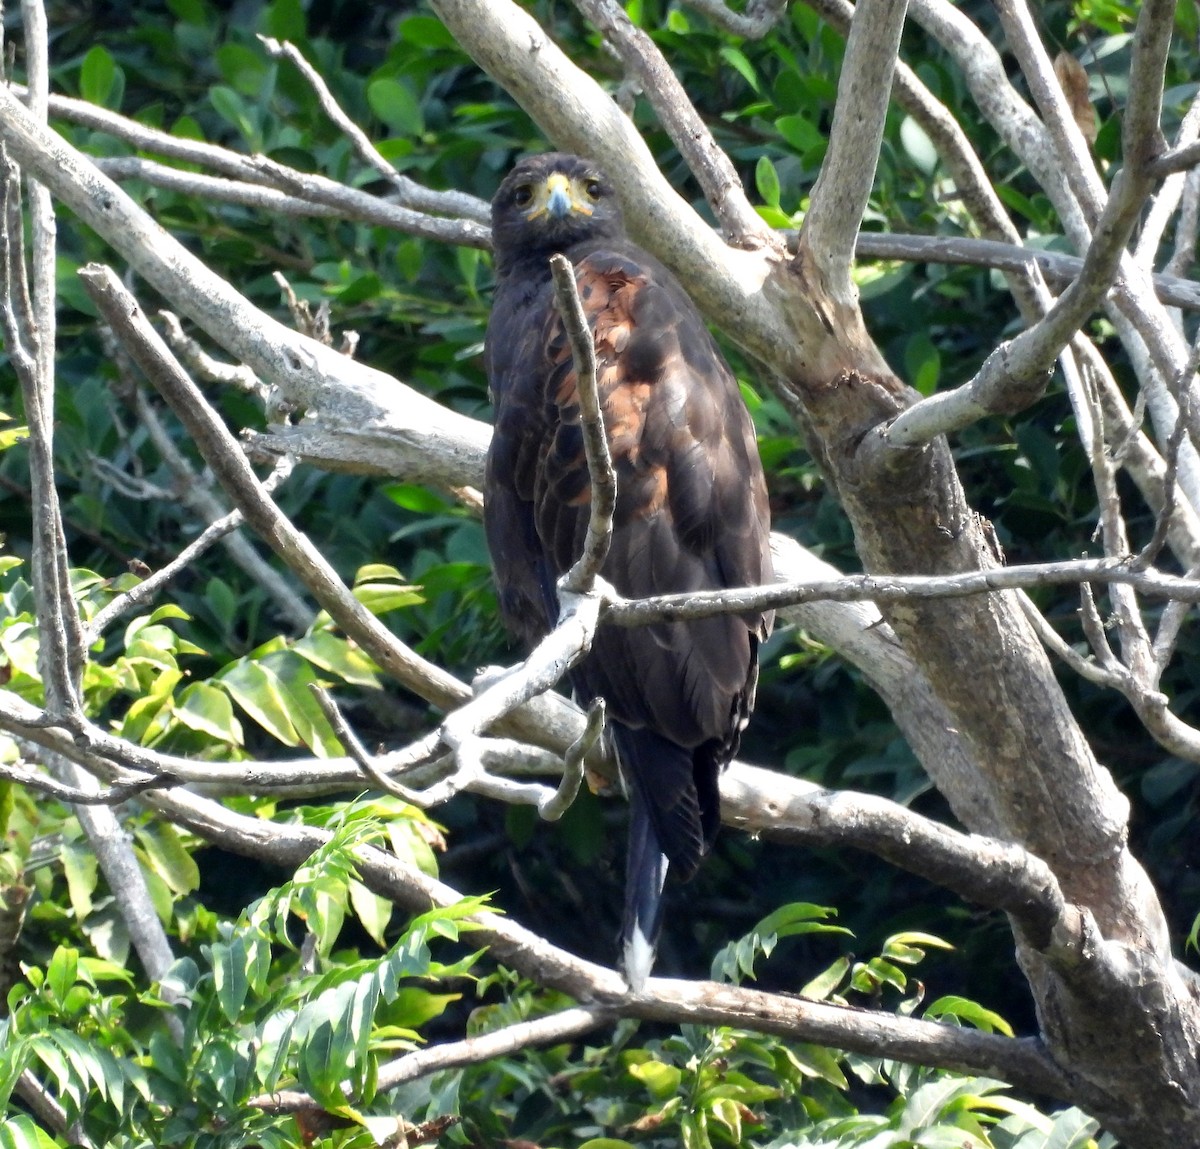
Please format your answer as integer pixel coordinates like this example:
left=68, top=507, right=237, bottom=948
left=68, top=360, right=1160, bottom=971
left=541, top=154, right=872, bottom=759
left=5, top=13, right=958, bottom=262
left=0, top=757, right=165, bottom=804
left=802, top=0, right=909, bottom=296
left=0, top=127, right=81, bottom=722
left=77, top=262, right=472, bottom=713
left=604, top=558, right=1200, bottom=626
left=852, top=232, right=1200, bottom=314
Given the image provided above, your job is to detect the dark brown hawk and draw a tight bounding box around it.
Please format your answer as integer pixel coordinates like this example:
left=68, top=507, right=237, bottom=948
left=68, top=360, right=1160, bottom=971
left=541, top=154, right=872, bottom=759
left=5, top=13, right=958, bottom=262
left=484, top=153, right=773, bottom=989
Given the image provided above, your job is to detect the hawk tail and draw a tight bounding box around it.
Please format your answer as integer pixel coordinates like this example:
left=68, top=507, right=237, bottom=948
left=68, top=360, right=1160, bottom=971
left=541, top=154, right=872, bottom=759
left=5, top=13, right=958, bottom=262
left=614, top=724, right=707, bottom=990
left=621, top=781, right=669, bottom=992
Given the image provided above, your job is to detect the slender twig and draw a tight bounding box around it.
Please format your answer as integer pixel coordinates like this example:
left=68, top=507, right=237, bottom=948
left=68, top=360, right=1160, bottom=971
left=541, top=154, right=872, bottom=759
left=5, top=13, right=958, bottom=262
left=364, top=586, right=605, bottom=812
left=83, top=508, right=243, bottom=642
left=0, top=759, right=169, bottom=803
left=880, top=156, right=1160, bottom=449
left=550, top=253, right=616, bottom=594
left=676, top=0, right=787, bottom=37
left=993, top=0, right=1105, bottom=228
left=78, top=262, right=471, bottom=712
left=0, top=152, right=81, bottom=721
left=1164, top=168, right=1200, bottom=283
left=158, top=310, right=263, bottom=394
left=852, top=232, right=1200, bottom=314
left=1020, top=593, right=1122, bottom=690
left=1147, top=138, right=1200, bottom=179
left=1132, top=391, right=1190, bottom=571
left=541, top=697, right=602, bottom=821
left=1135, top=92, right=1200, bottom=269
left=603, top=558, right=1200, bottom=627
left=257, top=35, right=490, bottom=228
left=248, top=1006, right=614, bottom=1113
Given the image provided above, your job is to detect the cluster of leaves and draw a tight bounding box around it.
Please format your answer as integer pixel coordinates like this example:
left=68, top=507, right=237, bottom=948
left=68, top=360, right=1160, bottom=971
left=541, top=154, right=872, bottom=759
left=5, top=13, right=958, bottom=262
left=0, top=814, right=485, bottom=1148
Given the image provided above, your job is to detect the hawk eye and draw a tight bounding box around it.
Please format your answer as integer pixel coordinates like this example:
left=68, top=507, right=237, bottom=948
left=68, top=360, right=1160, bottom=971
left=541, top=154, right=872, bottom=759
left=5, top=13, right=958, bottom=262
left=584, top=179, right=602, bottom=200
left=513, top=184, right=533, bottom=207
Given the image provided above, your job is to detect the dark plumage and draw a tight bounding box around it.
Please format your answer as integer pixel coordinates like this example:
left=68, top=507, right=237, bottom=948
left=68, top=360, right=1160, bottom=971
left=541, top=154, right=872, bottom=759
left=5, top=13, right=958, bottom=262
left=484, top=153, right=773, bottom=989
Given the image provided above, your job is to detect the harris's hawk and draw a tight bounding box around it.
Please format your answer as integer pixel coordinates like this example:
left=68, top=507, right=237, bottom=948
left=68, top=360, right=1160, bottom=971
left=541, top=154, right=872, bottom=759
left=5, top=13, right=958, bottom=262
left=484, top=153, right=773, bottom=989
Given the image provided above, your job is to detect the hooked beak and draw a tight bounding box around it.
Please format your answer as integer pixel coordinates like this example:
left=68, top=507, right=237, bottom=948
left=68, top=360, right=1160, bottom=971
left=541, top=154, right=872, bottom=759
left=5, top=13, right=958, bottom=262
left=545, top=172, right=574, bottom=218
left=527, top=172, right=594, bottom=220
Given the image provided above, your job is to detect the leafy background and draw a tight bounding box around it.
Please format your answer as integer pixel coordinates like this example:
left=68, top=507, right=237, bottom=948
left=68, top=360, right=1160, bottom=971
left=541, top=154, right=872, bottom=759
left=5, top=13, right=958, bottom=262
left=0, top=0, right=1196, bottom=1144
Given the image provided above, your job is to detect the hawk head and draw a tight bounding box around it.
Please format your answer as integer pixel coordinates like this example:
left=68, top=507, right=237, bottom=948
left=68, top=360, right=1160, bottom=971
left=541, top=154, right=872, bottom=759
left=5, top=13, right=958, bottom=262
left=490, top=153, right=625, bottom=275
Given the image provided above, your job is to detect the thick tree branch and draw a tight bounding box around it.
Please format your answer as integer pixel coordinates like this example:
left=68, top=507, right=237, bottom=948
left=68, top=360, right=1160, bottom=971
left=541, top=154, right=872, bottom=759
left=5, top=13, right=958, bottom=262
left=0, top=85, right=492, bottom=491
left=572, top=0, right=771, bottom=249
left=127, top=778, right=1076, bottom=1101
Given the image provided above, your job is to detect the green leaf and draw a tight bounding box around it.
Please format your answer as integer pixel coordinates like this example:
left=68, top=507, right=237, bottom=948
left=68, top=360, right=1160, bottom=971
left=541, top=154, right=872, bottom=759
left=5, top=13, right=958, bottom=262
left=924, top=995, right=1013, bottom=1036
left=135, top=823, right=201, bottom=897
left=1045, top=1107, right=1101, bottom=1149
left=389, top=986, right=460, bottom=1029
left=900, top=115, right=938, bottom=174
left=80, top=46, right=117, bottom=106
left=0, top=1114, right=60, bottom=1149
left=300, top=1020, right=344, bottom=1109
left=368, top=78, right=425, bottom=136
left=756, top=902, right=847, bottom=939
left=397, top=14, right=458, bottom=48
left=904, top=332, right=941, bottom=396
left=0, top=424, right=28, bottom=453
left=782, top=1042, right=848, bottom=1089
left=882, top=931, right=954, bottom=964
left=775, top=112, right=825, bottom=155
left=175, top=681, right=244, bottom=745
left=898, top=1077, right=986, bottom=1135
left=211, top=937, right=251, bottom=1024
left=353, top=582, right=425, bottom=616
left=61, top=844, right=98, bottom=922
left=264, top=0, right=307, bottom=39
left=216, top=42, right=269, bottom=96
left=292, top=630, right=380, bottom=688
left=707, top=1097, right=744, bottom=1141
left=209, top=85, right=257, bottom=144
left=46, top=947, right=78, bottom=1004
left=627, top=1058, right=682, bottom=1101
left=719, top=45, right=760, bottom=91
left=755, top=155, right=781, bottom=208
left=348, top=879, right=393, bottom=948
left=216, top=659, right=301, bottom=747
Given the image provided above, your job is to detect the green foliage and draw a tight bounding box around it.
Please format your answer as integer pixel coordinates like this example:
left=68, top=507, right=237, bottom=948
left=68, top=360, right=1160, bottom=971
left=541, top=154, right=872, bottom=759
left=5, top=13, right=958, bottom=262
left=0, top=814, right=485, bottom=1146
